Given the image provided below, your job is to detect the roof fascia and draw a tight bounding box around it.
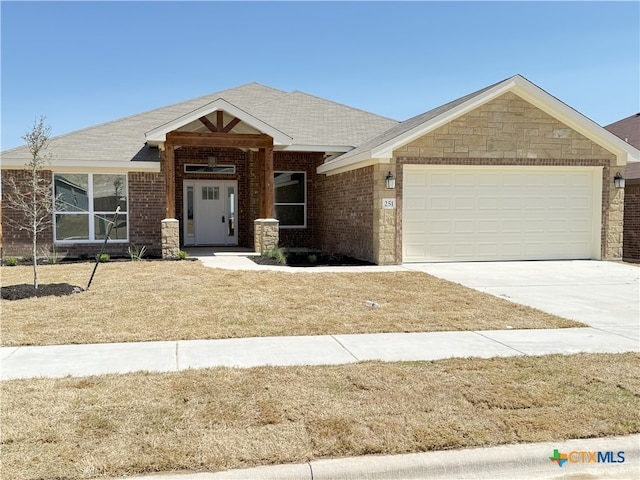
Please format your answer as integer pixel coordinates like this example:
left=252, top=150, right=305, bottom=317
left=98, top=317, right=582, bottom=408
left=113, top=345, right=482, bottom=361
left=279, top=145, right=353, bottom=153
left=1, top=159, right=160, bottom=173
left=145, top=98, right=293, bottom=147
left=317, top=157, right=391, bottom=176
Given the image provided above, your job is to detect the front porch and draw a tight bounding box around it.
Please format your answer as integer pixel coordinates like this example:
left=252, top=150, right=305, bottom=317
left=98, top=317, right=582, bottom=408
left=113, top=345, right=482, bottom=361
left=151, top=108, right=284, bottom=258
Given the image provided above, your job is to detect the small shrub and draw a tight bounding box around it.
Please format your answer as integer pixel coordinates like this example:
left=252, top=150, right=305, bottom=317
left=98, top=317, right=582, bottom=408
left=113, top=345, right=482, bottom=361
left=263, top=247, right=287, bottom=265
left=21, top=254, right=33, bottom=263
left=79, top=253, right=89, bottom=261
left=97, top=253, right=110, bottom=263
left=175, top=250, right=189, bottom=261
left=127, top=244, right=147, bottom=261
left=42, top=246, right=59, bottom=264
left=308, top=254, right=318, bottom=264
left=4, top=256, right=19, bottom=267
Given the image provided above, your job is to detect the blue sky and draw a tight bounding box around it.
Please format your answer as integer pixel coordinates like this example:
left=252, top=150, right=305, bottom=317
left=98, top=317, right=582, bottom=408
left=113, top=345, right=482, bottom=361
left=1, top=1, right=639, bottom=150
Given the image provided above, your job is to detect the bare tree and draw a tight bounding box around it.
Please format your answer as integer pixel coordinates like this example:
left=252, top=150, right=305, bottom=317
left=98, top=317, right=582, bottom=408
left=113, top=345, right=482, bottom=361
left=3, top=116, right=55, bottom=288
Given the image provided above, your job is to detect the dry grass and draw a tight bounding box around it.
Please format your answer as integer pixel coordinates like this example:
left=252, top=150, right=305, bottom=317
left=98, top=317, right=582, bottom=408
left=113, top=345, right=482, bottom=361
left=0, top=262, right=582, bottom=346
left=1, top=353, right=639, bottom=479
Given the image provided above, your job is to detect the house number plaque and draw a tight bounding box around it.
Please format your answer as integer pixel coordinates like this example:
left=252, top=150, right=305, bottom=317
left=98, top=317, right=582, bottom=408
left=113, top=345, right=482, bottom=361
left=382, top=198, right=396, bottom=209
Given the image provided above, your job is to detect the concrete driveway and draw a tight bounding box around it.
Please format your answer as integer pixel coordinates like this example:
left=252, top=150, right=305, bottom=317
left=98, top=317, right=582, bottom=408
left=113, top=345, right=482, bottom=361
left=405, top=260, right=640, bottom=342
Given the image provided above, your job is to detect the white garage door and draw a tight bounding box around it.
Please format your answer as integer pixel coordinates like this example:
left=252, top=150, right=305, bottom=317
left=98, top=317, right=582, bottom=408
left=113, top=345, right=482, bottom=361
left=403, top=166, right=602, bottom=262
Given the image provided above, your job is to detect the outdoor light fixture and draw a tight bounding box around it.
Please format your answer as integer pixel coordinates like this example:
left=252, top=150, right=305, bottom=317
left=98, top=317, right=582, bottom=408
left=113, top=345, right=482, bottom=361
left=208, top=156, right=218, bottom=168
left=386, top=171, right=396, bottom=189
left=614, top=172, right=625, bottom=189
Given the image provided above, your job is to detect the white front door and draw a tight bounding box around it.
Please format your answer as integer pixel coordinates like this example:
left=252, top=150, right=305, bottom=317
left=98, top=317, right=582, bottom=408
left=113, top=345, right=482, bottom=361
left=184, top=180, right=237, bottom=246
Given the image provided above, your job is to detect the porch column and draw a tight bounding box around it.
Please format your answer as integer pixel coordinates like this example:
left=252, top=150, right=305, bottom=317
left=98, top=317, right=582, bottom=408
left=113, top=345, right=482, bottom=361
left=164, top=141, right=176, bottom=218
left=260, top=145, right=274, bottom=218
left=162, top=141, right=179, bottom=258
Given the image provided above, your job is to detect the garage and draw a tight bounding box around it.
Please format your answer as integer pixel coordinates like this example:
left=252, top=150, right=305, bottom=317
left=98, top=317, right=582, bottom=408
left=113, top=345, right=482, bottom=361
left=402, top=165, right=602, bottom=262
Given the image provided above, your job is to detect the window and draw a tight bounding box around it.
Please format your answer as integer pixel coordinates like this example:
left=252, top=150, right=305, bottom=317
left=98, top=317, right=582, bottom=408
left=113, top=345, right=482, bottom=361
left=274, top=172, right=306, bottom=228
left=185, top=164, right=235, bottom=174
left=54, top=173, right=128, bottom=242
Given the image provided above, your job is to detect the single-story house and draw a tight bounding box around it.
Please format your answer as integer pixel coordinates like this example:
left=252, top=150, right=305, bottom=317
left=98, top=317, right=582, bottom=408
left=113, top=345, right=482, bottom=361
left=2, top=74, right=639, bottom=264
left=605, top=113, right=640, bottom=262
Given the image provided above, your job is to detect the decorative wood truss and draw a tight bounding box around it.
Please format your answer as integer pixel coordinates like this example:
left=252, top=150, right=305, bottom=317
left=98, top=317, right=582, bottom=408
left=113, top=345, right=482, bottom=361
left=163, top=114, right=274, bottom=220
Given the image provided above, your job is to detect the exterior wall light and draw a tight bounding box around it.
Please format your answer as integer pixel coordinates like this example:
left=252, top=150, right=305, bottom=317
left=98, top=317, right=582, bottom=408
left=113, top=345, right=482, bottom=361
left=614, top=172, right=625, bottom=189
left=386, top=171, right=396, bottom=189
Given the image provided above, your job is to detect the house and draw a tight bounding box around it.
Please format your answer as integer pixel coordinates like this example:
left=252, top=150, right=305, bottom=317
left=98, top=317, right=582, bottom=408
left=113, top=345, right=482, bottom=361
left=2, top=75, right=639, bottom=264
left=605, top=113, right=640, bottom=262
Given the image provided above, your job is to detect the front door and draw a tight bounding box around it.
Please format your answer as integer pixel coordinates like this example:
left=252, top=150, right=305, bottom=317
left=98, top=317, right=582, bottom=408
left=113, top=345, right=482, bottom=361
left=184, top=180, right=238, bottom=245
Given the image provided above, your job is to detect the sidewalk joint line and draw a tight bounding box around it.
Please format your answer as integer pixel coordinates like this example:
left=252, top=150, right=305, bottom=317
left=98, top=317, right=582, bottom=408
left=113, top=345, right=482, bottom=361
left=1, top=346, right=22, bottom=361
left=472, top=331, right=527, bottom=355
left=307, top=461, right=314, bottom=480
left=330, top=335, right=359, bottom=362
left=175, top=342, right=180, bottom=371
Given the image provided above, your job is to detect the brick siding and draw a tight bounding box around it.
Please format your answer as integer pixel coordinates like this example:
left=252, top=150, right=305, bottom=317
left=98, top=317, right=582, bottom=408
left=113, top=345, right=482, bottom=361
left=623, top=183, right=640, bottom=262
left=128, top=171, right=165, bottom=256
left=315, top=163, right=374, bottom=262
left=1, top=169, right=53, bottom=257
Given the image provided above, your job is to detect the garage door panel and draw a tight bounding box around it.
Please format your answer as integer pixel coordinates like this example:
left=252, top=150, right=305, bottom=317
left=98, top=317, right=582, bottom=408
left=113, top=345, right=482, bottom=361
left=403, top=166, right=600, bottom=262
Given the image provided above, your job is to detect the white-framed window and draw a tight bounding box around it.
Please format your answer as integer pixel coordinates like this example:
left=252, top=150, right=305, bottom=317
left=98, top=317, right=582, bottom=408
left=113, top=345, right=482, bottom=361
left=274, top=171, right=306, bottom=228
left=185, top=164, right=236, bottom=174
left=53, top=173, right=128, bottom=242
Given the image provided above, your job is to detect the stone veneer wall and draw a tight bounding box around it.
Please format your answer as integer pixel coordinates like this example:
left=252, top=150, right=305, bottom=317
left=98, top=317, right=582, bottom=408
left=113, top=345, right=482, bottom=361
left=390, top=92, right=622, bottom=262
left=623, top=182, right=640, bottom=262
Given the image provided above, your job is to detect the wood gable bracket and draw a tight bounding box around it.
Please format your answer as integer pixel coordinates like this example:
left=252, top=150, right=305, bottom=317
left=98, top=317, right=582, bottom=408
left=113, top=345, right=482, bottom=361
left=198, top=111, right=242, bottom=133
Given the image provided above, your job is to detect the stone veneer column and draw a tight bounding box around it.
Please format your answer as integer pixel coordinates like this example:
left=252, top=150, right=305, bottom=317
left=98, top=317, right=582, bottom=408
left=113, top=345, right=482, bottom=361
left=161, top=219, right=180, bottom=259
left=254, top=218, right=279, bottom=254
left=372, top=163, right=398, bottom=265
left=606, top=168, right=625, bottom=259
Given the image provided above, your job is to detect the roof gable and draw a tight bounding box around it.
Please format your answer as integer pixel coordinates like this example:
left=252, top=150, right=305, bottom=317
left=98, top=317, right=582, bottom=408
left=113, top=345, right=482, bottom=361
left=320, top=75, right=640, bottom=174
left=145, top=98, right=293, bottom=146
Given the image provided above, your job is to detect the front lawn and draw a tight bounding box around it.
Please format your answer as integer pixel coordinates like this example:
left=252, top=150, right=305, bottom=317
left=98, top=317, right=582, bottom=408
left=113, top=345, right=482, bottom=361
left=2, top=353, right=639, bottom=479
left=0, top=261, right=583, bottom=346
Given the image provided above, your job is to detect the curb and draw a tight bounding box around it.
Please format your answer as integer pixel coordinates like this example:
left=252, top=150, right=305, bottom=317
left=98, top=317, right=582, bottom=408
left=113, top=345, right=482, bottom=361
left=122, top=434, right=639, bottom=479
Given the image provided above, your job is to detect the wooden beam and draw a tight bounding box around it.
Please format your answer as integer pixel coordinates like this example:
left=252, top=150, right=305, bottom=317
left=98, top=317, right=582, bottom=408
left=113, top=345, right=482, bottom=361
left=166, top=131, right=273, bottom=148
left=222, top=117, right=241, bottom=133
left=262, top=145, right=273, bottom=218
left=217, top=111, right=224, bottom=132
left=164, top=143, right=176, bottom=218
left=199, top=116, right=217, bottom=133
left=258, top=149, right=265, bottom=217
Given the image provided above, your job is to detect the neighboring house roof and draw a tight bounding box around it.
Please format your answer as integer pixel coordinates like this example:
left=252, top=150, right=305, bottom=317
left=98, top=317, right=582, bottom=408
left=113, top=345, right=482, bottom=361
left=319, top=75, right=640, bottom=175
left=605, top=113, right=640, bottom=149
left=1, top=82, right=398, bottom=170
left=605, top=113, right=640, bottom=180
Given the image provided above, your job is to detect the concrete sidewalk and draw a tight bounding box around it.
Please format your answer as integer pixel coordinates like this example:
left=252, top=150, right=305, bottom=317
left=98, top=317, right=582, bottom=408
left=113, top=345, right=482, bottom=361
left=122, top=434, right=640, bottom=479
left=2, top=327, right=638, bottom=380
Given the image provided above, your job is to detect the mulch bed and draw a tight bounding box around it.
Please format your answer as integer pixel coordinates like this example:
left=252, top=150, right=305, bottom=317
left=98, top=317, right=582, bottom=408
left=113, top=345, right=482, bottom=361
left=251, top=252, right=374, bottom=267
left=1, top=283, right=84, bottom=301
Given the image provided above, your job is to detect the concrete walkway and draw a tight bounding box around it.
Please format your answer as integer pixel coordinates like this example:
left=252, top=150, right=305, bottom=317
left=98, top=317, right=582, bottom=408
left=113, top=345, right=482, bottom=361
left=3, top=326, right=638, bottom=381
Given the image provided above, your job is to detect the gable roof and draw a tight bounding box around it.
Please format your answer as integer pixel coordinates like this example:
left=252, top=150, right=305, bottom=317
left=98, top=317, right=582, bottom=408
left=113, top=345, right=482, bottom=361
left=1, top=82, right=397, bottom=170
left=319, top=75, right=640, bottom=174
